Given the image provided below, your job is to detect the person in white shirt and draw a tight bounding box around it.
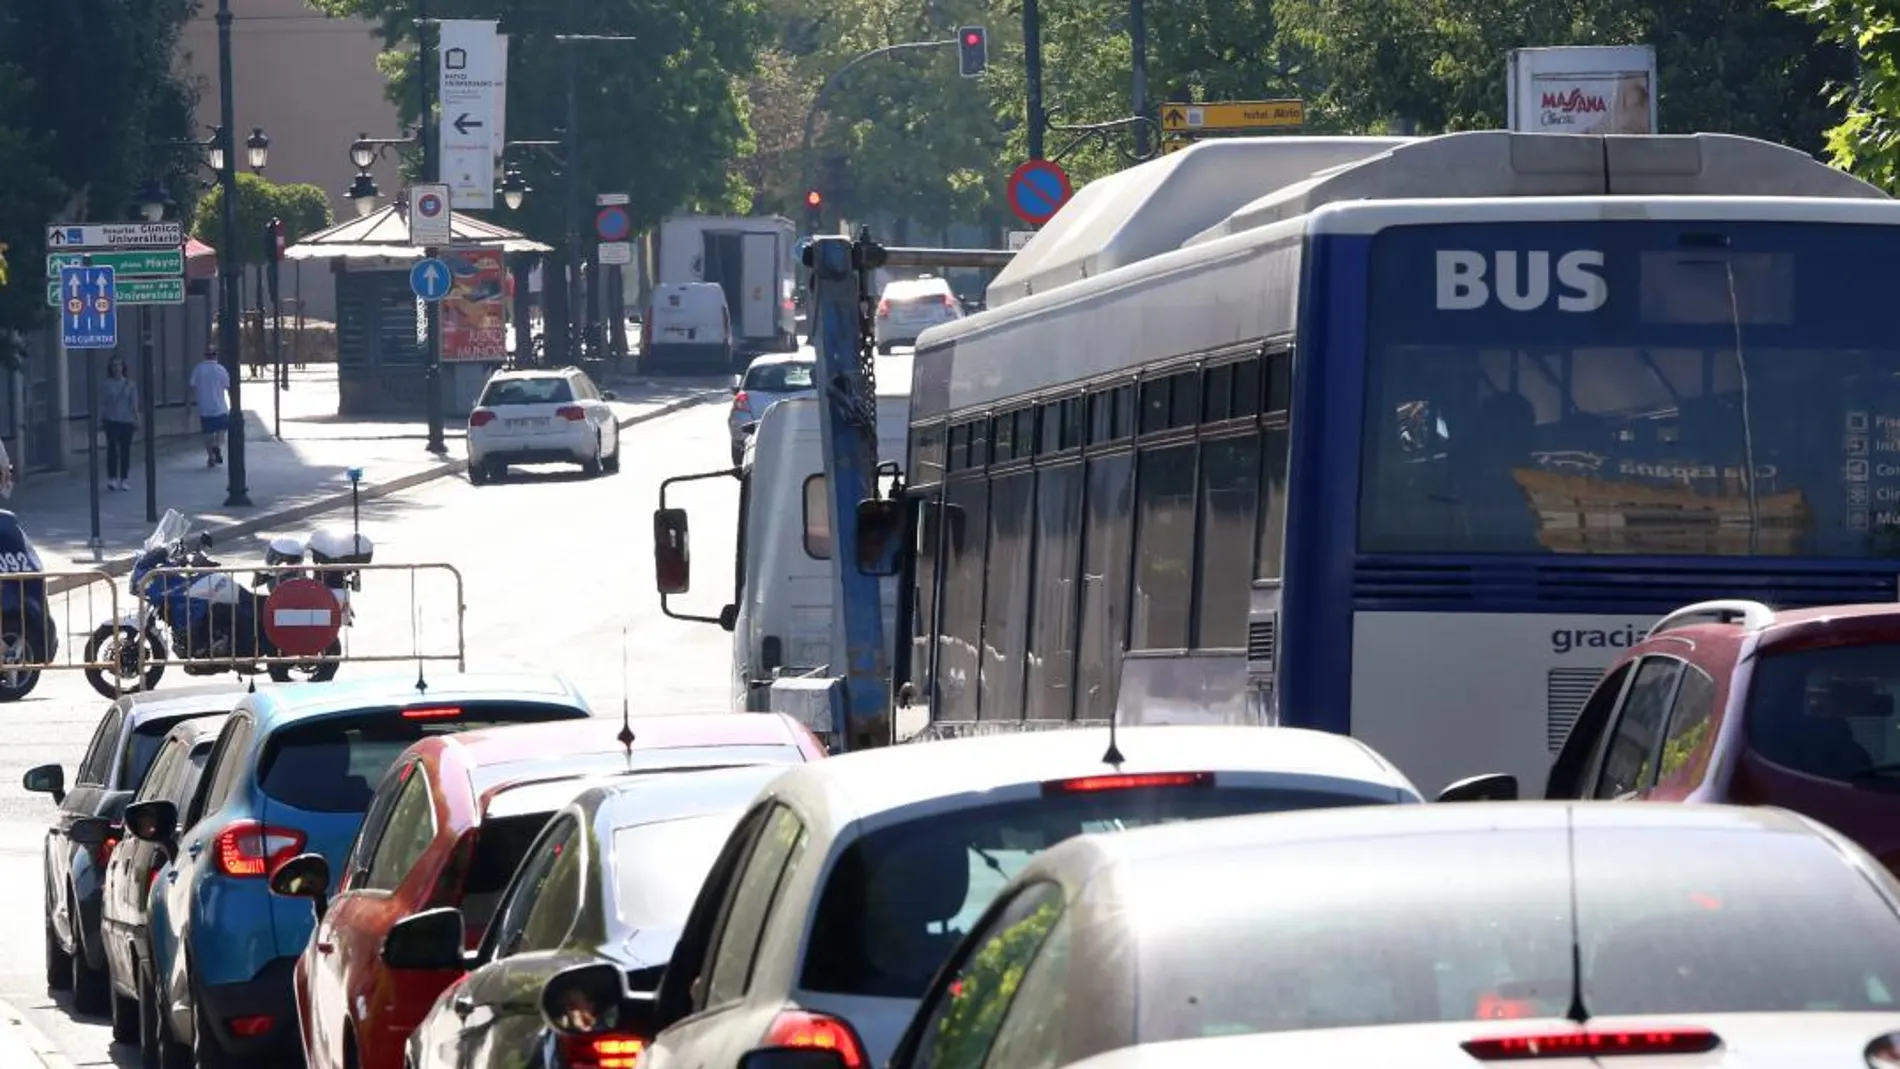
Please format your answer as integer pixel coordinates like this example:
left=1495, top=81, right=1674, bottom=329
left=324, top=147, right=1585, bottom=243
left=188, top=348, right=232, bottom=468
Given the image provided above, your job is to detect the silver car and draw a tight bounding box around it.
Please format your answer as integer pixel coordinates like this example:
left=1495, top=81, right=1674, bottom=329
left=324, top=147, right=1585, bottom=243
left=874, top=276, right=962, bottom=353
left=729, top=354, right=816, bottom=464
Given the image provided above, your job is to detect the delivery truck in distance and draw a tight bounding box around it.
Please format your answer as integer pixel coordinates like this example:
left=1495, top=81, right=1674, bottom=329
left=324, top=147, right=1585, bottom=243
left=642, top=215, right=799, bottom=357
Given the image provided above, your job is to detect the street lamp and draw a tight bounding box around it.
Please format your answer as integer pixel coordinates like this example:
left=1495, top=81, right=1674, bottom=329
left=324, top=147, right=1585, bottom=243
left=499, top=165, right=530, bottom=211
left=133, top=180, right=176, bottom=223
left=344, top=132, right=417, bottom=217
left=206, top=126, right=227, bottom=175
left=246, top=127, right=271, bottom=173
left=347, top=171, right=381, bottom=217
left=349, top=132, right=377, bottom=171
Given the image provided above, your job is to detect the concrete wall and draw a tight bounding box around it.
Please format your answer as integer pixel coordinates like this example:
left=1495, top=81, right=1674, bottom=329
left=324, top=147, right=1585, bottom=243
left=177, top=0, right=400, bottom=323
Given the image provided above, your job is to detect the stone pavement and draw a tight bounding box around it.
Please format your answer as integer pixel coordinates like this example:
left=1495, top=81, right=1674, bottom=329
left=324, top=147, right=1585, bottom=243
left=10, top=365, right=726, bottom=588
left=0, top=996, right=70, bottom=1069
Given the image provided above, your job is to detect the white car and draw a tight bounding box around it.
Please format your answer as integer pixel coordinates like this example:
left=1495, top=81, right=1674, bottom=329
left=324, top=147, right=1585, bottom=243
left=638, top=725, right=1439, bottom=1069
left=874, top=275, right=962, bottom=353
left=465, top=366, right=622, bottom=483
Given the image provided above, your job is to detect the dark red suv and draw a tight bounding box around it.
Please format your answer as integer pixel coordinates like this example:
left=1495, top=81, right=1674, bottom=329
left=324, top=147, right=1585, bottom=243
left=1547, top=599, right=1900, bottom=873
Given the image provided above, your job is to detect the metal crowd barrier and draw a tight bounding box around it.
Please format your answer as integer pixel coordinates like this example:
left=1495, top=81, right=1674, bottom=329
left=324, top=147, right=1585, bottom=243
left=0, top=570, right=124, bottom=691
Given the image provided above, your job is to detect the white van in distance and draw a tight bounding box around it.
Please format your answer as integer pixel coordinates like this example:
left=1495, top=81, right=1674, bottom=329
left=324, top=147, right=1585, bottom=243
left=642, top=282, right=736, bottom=373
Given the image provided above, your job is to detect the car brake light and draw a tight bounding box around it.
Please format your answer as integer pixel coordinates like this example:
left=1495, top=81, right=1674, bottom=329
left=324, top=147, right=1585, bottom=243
left=226, top=1014, right=274, bottom=1038
left=1462, top=1029, right=1721, bottom=1060
left=213, top=821, right=307, bottom=879
left=88, top=828, right=121, bottom=869
left=403, top=706, right=462, bottom=720
left=469, top=409, right=496, bottom=427
left=556, top=405, right=586, bottom=421
left=557, top=1033, right=645, bottom=1069
left=875, top=298, right=890, bottom=318
left=733, top=390, right=750, bottom=410
left=1042, top=771, right=1214, bottom=795
left=762, top=1010, right=866, bottom=1069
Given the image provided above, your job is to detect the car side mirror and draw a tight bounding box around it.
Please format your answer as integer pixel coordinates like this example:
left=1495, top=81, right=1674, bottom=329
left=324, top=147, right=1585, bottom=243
left=601, top=390, right=616, bottom=401
left=381, top=907, right=467, bottom=971
left=739, top=1049, right=851, bottom=1069
left=654, top=508, right=691, bottom=596
left=730, top=375, right=743, bottom=393
left=541, top=961, right=640, bottom=1036
left=268, top=853, right=332, bottom=920
left=718, top=604, right=738, bottom=632
left=23, top=763, right=64, bottom=804
left=68, top=816, right=112, bottom=848
left=123, top=799, right=179, bottom=844
left=1436, top=773, right=1519, bottom=803
left=854, top=499, right=904, bottom=577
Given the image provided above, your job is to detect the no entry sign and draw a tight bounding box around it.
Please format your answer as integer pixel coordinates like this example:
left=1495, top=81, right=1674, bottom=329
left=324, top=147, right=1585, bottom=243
left=1006, top=159, right=1073, bottom=227
left=264, top=578, right=343, bottom=658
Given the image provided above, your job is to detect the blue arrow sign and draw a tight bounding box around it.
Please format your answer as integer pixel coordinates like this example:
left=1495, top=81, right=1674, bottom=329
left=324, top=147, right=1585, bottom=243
left=59, top=265, right=117, bottom=350
left=410, top=257, right=453, bottom=301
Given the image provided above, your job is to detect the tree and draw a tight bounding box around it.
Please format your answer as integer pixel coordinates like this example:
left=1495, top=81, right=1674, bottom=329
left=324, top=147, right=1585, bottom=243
left=309, top=0, right=762, bottom=238
left=737, top=48, right=814, bottom=215
left=0, top=65, right=67, bottom=370
left=190, top=175, right=336, bottom=266
left=1778, top=0, right=1900, bottom=186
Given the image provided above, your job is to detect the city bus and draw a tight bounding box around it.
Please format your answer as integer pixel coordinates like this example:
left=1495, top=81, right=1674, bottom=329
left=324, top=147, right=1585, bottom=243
left=892, top=130, right=1900, bottom=794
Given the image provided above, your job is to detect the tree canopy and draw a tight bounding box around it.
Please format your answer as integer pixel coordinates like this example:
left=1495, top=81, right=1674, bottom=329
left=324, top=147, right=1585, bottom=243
left=191, top=175, right=337, bottom=266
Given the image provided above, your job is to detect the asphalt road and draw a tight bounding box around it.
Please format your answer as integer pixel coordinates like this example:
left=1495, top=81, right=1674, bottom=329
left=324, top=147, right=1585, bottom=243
left=0, top=401, right=744, bottom=1066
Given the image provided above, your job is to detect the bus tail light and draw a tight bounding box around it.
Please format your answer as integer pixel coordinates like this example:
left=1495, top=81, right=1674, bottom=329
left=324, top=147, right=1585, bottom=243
left=1461, top=1029, right=1721, bottom=1060
left=761, top=1010, right=867, bottom=1069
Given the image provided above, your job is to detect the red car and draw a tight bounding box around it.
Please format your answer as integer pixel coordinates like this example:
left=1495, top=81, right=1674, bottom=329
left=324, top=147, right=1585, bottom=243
left=287, top=712, right=825, bottom=1069
left=1547, top=599, right=1900, bottom=873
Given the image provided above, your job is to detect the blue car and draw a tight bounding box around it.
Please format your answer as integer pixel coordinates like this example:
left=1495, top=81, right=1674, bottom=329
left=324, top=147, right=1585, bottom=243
left=123, top=673, right=594, bottom=1068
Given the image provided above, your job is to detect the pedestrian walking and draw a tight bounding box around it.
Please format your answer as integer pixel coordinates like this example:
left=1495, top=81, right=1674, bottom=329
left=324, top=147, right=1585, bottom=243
left=188, top=347, right=231, bottom=468
left=100, top=357, right=138, bottom=491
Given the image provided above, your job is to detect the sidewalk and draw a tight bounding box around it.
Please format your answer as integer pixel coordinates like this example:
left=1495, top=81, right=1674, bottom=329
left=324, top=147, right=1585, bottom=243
left=11, top=366, right=725, bottom=590
left=0, top=997, right=70, bottom=1069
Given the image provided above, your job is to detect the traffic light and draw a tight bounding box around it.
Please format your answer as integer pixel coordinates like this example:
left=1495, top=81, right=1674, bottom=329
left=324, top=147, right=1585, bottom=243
left=805, top=189, right=823, bottom=233
left=265, top=218, right=286, bottom=263
left=957, top=26, right=987, bottom=78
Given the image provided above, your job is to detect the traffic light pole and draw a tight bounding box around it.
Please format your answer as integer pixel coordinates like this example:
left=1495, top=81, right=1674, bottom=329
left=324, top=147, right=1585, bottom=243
left=799, top=39, right=961, bottom=198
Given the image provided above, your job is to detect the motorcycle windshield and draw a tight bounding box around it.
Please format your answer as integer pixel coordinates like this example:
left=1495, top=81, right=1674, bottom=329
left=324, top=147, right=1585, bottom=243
left=143, top=510, right=190, bottom=555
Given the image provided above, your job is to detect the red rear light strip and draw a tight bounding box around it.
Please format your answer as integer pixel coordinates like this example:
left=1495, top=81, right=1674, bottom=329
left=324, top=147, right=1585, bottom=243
left=1462, top=1029, right=1721, bottom=1060
left=1042, top=771, right=1215, bottom=795
left=213, top=821, right=307, bottom=879
left=403, top=706, right=462, bottom=720
left=557, top=1033, right=645, bottom=1069
left=763, top=1011, right=867, bottom=1069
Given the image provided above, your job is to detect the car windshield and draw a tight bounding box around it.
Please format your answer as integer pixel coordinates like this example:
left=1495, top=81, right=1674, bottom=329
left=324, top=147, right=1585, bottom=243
left=257, top=704, right=586, bottom=813
left=744, top=363, right=815, bottom=393
left=799, top=784, right=1388, bottom=999
left=611, top=812, right=737, bottom=929
left=1358, top=220, right=1900, bottom=556
left=1127, top=826, right=1900, bottom=1044
left=1745, top=640, right=1900, bottom=781
left=481, top=377, right=573, bottom=407
left=120, top=713, right=223, bottom=789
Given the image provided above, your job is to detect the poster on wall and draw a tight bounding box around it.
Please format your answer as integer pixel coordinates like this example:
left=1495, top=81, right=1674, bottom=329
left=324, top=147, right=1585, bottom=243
left=441, top=247, right=507, bottom=361
left=1507, top=45, right=1658, bottom=135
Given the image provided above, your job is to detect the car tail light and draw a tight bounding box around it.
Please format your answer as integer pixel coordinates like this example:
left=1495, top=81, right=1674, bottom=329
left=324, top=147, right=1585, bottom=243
left=469, top=409, right=496, bottom=427
left=558, top=1033, right=646, bottom=1069
left=875, top=298, right=890, bottom=318
left=213, top=821, right=307, bottom=879
left=147, top=865, right=163, bottom=892
left=1042, top=771, right=1214, bottom=795
left=733, top=390, right=751, bottom=411
left=403, top=706, right=462, bottom=720
left=557, top=405, right=586, bottom=421
left=762, top=1010, right=866, bottom=1069
left=227, top=1014, right=274, bottom=1038
left=1461, top=1029, right=1720, bottom=1060
left=88, top=827, right=121, bottom=870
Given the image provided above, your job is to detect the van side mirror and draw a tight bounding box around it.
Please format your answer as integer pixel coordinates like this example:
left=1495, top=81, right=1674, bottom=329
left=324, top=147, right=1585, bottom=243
left=22, top=763, right=64, bottom=804
left=123, top=799, right=179, bottom=844
left=1436, top=773, right=1519, bottom=803
left=654, top=508, right=691, bottom=595
left=382, top=907, right=468, bottom=971
left=855, top=499, right=904, bottom=577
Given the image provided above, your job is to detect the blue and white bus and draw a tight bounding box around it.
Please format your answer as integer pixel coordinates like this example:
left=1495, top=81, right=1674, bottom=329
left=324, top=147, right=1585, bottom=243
left=895, top=130, right=1900, bottom=794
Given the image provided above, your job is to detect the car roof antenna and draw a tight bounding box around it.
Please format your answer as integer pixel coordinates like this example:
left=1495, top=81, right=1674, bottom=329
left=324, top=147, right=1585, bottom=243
left=1561, top=806, right=1590, bottom=1025
left=412, top=599, right=428, bottom=694
left=617, top=627, right=636, bottom=769
left=1100, top=605, right=1125, bottom=767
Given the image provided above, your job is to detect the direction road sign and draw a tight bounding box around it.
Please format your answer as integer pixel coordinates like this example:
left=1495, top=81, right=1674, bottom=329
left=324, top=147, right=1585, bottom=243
left=45, top=222, right=184, bottom=250
left=1159, top=99, right=1304, bottom=133
left=59, top=265, right=117, bottom=349
left=1006, top=159, right=1073, bottom=227
left=595, top=206, right=631, bottom=242
left=411, top=258, right=453, bottom=301
left=1160, top=137, right=1191, bottom=155
left=263, top=577, right=344, bottom=657
left=45, top=249, right=185, bottom=278
left=598, top=242, right=632, bottom=266
left=1007, top=230, right=1035, bottom=250
left=411, top=183, right=452, bottom=247
left=44, top=277, right=184, bottom=307
left=438, top=19, right=505, bottom=211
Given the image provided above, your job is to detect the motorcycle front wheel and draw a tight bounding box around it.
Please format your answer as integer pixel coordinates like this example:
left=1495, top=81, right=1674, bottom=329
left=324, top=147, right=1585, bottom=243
left=0, top=626, right=47, bottom=702
left=268, top=638, right=343, bottom=684
left=84, top=623, right=169, bottom=699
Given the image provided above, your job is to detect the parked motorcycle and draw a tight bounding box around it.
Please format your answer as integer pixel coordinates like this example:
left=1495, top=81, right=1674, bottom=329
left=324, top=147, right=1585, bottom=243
left=82, top=510, right=372, bottom=698
left=0, top=509, right=54, bottom=702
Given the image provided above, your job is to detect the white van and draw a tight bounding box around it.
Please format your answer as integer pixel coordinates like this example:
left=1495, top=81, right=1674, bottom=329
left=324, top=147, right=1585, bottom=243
left=642, top=282, right=735, bottom=373
left=729, top=355, right=912, bottom=711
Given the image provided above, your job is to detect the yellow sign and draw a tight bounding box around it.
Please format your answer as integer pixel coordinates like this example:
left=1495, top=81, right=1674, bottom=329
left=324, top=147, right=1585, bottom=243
left=0, top=242, right=9, bottom=288
left=1160, top=137, right=1191, bottom=155
left=1160, top=99, right=1305, bottom=133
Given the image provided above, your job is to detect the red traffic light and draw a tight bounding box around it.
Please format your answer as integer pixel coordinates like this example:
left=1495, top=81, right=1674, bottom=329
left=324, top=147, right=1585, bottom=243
left=806, top=190, right=822, bottom=207
left=964, top=30, right=982, bottom=44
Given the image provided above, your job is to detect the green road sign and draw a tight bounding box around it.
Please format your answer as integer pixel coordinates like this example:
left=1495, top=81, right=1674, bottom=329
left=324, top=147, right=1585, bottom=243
left=44, top=249, right=186, bottom=278
left=45, top=277, right=186, bottom=307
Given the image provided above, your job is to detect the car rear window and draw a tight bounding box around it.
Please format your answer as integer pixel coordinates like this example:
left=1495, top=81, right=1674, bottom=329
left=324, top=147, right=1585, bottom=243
left=257, top=704, right=586, bottom=813
left=799, top=783, right=1384, bottom=998
left=466, top=744, right=805, bottom=799
left=1125, top=826, right=1900, bottom=1044
left=481, top=378, right=573, bottom=407
left=611, top=812, right=735, bottom=929
left=743, top=363, right=815, bottom=393
left=120, top=713, right=223, bottom=789
left=1746, top=642, right=1900, bottom=782
left=459, top=812, right=556, bottom=937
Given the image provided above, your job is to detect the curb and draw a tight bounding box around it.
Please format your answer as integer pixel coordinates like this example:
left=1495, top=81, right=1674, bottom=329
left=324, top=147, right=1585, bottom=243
left=0, top=996, right=74, bottom=1069
left=45, top=389, right=719, bottom=595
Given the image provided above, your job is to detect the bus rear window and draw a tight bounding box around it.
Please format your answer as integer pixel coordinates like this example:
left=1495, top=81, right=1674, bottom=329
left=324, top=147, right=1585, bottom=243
left=1745, top=641, right=1900, bottom=783
left=798, top=785, right=1387, bottom=999
left=257, top=703, right=586, bottom=813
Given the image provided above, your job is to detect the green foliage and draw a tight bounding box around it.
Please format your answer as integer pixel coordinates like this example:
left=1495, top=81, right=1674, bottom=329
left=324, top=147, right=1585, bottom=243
left=309, top=0, right=763, bottom=238
left=930, top=899, right=1059, bottom=1068
left=0, top=65, right=66, bottom=370
left=190, top=175, right=336, bottom=266
left=1778, top=0, right=1900, bottom=187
